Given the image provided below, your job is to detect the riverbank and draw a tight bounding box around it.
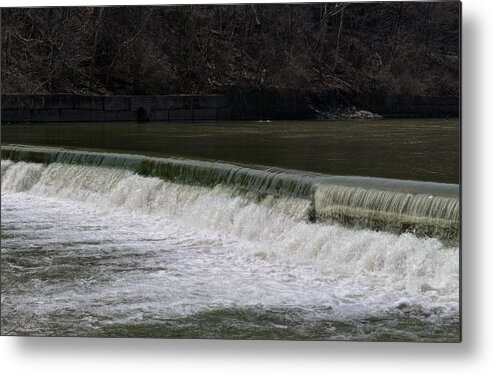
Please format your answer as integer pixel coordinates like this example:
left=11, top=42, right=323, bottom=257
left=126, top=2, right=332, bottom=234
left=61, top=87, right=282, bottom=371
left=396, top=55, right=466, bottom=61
left=1, top=93, right=459, bottom=122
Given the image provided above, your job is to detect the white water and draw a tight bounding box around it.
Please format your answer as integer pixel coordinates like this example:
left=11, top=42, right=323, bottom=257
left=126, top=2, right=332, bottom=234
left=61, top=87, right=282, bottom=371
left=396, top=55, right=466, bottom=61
left=1, top=160, right=459, bottom=338
left=1, top=144, right=460, bottom=242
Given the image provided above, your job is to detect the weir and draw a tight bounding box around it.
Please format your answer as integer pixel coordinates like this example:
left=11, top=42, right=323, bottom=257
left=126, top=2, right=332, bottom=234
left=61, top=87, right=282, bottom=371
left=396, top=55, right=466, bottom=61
left=1, top=144, right=459, bottom=243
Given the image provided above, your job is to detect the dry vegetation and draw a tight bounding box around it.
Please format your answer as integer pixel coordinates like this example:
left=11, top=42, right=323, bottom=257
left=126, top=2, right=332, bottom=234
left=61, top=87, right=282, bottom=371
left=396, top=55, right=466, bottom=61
left=1, top=3, right=460, bottom=97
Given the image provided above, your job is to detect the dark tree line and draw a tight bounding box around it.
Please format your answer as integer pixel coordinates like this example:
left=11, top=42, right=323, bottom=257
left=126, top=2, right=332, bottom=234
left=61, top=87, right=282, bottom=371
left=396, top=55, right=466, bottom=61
left=1, top=2, right=460, bottom=96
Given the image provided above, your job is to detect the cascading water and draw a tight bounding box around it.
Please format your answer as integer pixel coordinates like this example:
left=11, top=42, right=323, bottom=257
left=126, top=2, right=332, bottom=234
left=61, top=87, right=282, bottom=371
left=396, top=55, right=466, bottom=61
left=0, top=145, right=460, bottom=341
left=1, top=145, right=459, bottom=241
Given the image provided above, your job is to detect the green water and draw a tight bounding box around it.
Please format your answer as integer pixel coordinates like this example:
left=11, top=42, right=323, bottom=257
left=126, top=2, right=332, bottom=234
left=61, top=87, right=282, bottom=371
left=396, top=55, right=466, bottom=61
left=1, top=118, right=460, bottom=184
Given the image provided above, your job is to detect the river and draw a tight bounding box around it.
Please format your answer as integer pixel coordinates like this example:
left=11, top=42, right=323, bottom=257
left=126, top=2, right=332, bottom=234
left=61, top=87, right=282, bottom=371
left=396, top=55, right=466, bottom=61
left=0, top=119, right=460, bottom=341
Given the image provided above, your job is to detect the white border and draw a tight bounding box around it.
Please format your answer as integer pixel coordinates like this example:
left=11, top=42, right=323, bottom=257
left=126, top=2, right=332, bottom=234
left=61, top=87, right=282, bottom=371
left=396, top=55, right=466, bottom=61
left=2, top=1, right=493, bottom=373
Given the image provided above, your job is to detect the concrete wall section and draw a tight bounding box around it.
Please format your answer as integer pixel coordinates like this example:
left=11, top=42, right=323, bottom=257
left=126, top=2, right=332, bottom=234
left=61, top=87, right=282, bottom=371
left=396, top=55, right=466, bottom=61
left=1, top=94, right=228, bottom=123
left=104, top=97, right=130, bottom=111
left=1, top=93, right=459, bottom=122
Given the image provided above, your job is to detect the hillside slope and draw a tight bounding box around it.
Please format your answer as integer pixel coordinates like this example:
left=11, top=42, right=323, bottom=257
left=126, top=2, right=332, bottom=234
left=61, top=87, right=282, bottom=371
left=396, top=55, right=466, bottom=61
left=1, top=3, right=460, bottom=98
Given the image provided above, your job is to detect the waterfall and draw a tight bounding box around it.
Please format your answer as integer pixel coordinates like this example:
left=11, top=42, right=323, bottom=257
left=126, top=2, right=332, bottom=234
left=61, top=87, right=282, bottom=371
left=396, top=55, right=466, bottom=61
left=1, top=144, right=459, bottom=242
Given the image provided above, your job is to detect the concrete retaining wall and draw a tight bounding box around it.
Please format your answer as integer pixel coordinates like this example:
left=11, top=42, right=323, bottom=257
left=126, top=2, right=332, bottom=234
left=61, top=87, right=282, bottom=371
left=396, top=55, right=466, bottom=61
left=1, top=95, right=229, bottom=123
left=1, top=93, right=459, bottom=123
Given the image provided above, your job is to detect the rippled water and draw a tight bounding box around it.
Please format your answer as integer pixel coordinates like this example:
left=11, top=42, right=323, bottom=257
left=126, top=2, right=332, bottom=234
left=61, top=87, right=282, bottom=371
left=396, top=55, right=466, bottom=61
left=1, top=160, right=460, bottom=341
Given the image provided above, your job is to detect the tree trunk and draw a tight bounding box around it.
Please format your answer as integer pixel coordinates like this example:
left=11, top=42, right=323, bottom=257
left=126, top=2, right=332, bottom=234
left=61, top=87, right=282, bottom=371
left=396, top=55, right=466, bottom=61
left=334, top=7, right=345, bottom=68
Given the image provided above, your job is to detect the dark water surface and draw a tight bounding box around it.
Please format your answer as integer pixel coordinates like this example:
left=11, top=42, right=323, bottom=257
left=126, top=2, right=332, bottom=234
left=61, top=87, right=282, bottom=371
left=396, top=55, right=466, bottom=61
left=1, top=118, right=460, bottom=183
